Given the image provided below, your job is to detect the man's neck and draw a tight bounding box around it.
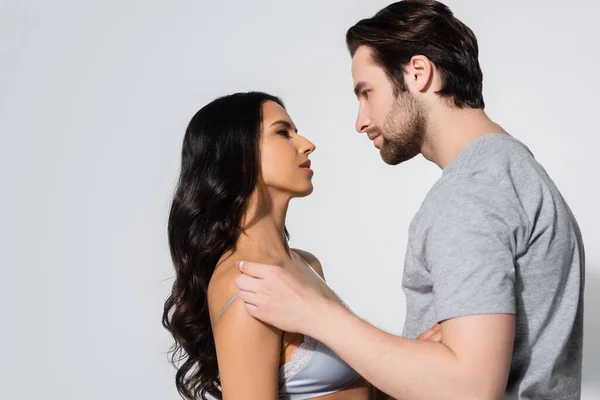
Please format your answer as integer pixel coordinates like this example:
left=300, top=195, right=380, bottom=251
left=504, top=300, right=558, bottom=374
left=422, top=106, right=508, bottom=169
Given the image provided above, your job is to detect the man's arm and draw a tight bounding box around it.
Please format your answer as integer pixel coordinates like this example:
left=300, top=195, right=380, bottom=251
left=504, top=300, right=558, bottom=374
left=237, top=260, right=514, bottom=400
left=291, top=248, right=445, bottom=400
left=314, top=300, right=514, bottom=400
left=291, top=249, right=508, bottom=398
left=326, top=175, right=518, bottom=399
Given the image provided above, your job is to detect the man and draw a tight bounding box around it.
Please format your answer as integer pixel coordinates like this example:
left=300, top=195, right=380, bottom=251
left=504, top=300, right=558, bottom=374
left=235, top=1, right=585, bottom=398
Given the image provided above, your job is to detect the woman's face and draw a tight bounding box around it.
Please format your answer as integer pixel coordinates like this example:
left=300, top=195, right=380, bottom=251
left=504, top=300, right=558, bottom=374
left=259, top=101, right=316, bottom=198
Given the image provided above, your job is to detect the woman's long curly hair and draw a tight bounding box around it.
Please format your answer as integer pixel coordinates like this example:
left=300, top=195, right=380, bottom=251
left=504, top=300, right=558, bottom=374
left=163, top=92, right=288, bottom=399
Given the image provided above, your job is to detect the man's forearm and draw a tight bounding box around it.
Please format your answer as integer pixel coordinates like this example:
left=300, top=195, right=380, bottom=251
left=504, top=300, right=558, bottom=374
left=309, top=301, right=485, bottom=400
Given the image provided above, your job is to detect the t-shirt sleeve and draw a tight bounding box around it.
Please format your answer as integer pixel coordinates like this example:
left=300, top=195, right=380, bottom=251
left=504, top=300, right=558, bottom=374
left=418, top=175, right=525, bottom=322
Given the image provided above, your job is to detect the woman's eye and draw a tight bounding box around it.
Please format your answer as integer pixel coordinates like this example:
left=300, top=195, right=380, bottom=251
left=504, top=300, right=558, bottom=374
left=277, top=130, right=291, bottom=138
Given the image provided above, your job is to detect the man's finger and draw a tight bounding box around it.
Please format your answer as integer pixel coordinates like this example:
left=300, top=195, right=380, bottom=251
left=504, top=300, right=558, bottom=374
left=244, top=303, right=262, bottom=320
left=416, top=324, right=440, bottom=341
left=237, top=289, right=259, bottom=305
left=430, top=330, right=442, bottom=343
left=237, top=260, right=277, bottom=278
left=417, top=330, right=432, bottom=341
left=235, top=274, right=262, bottom=294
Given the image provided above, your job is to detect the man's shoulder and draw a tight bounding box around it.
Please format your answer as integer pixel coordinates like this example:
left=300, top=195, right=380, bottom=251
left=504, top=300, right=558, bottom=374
left=426, top=135, right=543, bottom=202
left=415, top=166, right=531, bottom=235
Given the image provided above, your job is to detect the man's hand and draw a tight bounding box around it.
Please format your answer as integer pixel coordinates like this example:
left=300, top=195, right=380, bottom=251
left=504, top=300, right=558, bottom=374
left=234, top=260, right=337, bottom=335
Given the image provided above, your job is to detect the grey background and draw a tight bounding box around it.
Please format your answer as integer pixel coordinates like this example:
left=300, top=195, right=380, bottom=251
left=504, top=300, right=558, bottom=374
left=1, top=0, right=598, bottom=398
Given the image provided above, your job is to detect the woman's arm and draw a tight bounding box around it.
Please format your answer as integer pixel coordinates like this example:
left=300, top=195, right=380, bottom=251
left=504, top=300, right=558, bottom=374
left=209, top=249, right=320, bottom=399
left=213, top=295, right=282, bottom=400
left=210, top=257, right=283, bottom=400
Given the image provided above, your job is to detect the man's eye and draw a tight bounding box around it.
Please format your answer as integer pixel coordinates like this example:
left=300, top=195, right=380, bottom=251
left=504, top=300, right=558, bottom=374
left=363, top=90, right=371, bottom=99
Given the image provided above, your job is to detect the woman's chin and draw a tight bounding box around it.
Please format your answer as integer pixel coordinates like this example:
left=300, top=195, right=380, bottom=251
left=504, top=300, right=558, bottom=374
left=291, top=184, right=314, bottom=198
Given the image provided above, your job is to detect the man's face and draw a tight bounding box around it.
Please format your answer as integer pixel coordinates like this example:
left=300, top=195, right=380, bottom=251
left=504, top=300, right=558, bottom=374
left=351, top=46, right=426, bottom=165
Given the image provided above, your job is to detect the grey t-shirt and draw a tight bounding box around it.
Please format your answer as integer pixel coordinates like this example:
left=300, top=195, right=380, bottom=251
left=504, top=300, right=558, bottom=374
left=402, top=133, right=584, bottom=399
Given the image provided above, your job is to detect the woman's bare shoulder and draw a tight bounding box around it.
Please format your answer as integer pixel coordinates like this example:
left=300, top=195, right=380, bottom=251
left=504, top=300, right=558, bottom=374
left=292, top=248, right=324, bottom=280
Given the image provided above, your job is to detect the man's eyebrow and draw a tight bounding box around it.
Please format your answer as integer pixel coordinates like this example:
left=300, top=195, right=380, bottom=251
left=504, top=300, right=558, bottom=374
left=269, top=120, right=298, bottom=132
left=354, top=81, right=367, bottom=97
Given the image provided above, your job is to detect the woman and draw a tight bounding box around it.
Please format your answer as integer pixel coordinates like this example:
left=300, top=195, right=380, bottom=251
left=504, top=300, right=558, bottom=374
left=163, top=92, right=439, bottom=400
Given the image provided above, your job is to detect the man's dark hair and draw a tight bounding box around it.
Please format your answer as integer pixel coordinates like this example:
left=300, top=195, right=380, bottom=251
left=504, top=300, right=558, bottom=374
left=346, top=0, right=485, bottom=109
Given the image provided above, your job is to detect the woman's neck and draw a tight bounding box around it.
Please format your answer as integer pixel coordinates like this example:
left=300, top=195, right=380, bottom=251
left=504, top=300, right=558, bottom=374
left=235, top=190, right=293, bottom=263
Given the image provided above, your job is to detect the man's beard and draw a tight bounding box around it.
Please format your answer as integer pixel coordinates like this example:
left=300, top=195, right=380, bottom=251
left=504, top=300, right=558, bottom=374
left=369, top=92, right=426, bottom=165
